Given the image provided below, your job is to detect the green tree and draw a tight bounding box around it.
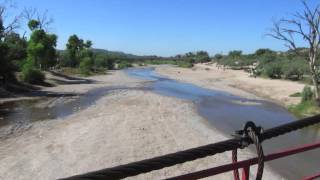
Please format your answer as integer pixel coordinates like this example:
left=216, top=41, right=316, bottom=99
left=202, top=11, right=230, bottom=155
left=28, top=20, right=40, bottom=31
left=195, top=51, right=210, bottom=63
left=228, top=50, right=242, bottom=59
left=0, top=42, right=15, bottom=84
left=4, top=33, right=27, bottom=62
left=84, top=40, right=92, bottom=48
left=0, top=2, right=27, bottom=84
left=27, top=19, right=57, bottom=70
left=0, top=18, right=19, bottom=84
left=214, top=53, right=223, bottom=60
left=254, top=49, right=275, bottom=57
left=65, top=35, right=92, bottom=67
left=0, top=17, right=3, bottom=39
left=67, top=35, right=81, bottom=66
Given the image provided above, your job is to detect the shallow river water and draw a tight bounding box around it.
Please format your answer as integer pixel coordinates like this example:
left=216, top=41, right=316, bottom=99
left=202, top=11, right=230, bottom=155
left=127, top=68, right=320, bottom=180
left=1, top=67, right=320, bottom=179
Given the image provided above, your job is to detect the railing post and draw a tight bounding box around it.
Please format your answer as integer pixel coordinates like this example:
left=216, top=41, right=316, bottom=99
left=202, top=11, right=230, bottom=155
left=242, top=166, right=250, bottom=180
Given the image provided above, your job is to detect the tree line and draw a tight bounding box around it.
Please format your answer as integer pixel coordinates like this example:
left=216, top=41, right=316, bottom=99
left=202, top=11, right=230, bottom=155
left=1, top=0, right=320, bottom=105
left=213, top=48, right=309, bottom=81
left=0, top=2, right=133, bottom=87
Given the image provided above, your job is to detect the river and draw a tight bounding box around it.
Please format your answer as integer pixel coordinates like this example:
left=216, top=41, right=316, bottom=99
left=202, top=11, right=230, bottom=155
left=126, top=68, right=320, bottom=179
left=1, top=67, right=319, bottom=179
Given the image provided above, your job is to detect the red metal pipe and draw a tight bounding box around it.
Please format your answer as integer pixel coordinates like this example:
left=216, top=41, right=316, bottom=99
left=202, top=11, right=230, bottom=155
left=165, top=141, right=320, bottom=180
left=303, top=173, right=320, bottom=180
left=242, top=167, right=250, bottom=180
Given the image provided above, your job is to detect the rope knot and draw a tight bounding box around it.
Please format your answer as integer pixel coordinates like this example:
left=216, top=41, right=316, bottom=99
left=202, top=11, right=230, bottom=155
left=232, top=121, right=265, bottom=180
left=234, top=121, right=263, bottom=149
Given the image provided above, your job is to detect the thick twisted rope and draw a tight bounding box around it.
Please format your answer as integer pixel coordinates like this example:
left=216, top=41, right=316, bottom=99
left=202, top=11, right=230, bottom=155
left=248, top=126, right=264, bottom=180
left=232, top=149, right=240, bottom=180
left=61, top=114, right=320, bottom=180
left=233, top=122, right=265, bottom=180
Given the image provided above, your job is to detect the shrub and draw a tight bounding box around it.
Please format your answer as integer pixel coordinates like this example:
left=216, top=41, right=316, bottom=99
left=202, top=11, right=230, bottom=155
left=21, top=61, right=45, bottom=84
left=106, top=58, right=115, bottom=70
left=264, top=62, right=283, bottom=79
left=177, top=61, right=193, bottom=68
left=290, top=92, right=302, bottom=97
left=79, top=57, right=93, bottom=75
left=283, top=65, right=304, bottom=80
left=282, top=59, right=308, bottom=80
left=288, top=101, right=318, bottom=118
left=118, top=62, right=132, bottom=69
left=94, top=56, right=107, bottom=68
left=301, top=86, right=313, bottom=102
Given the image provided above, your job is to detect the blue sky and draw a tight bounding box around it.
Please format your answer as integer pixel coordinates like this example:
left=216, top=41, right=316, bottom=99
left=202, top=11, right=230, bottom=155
left=14, top=0, right=317, bottom=56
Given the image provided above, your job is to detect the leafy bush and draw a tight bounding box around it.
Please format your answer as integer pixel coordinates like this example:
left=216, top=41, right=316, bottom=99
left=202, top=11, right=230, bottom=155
left=79, top=57, right=93, bottom=75
left=177, top=61, right=193, bottom=68
left=254, top=48, right=275, bottom=57
left=290, top=92, right=302, bottom=97
left=94, top=57, right=107, bottom=68
left=282, top=59, right=308, bottom=80
left=301, top=86, right=313, bottom=102
left=263, top=62, right=283, bottom=79
left=288, top=101, right=319, bottom=118
left=118, top=62, right=132, bottom=69
left=144, top=59, right=177, bottom=65
left=283, top=65, right=304, bottom=80
left=106, top=58, right=115, bottom=70
left=21, top=61, right=45, bottom=84
left=289, top=86, right=319, bottom=118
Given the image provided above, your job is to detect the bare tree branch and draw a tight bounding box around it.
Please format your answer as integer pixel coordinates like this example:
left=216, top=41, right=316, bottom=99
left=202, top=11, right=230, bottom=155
left=23, top=7, right=54, bottom=31
left=266, top=21, right=297, bottom=51
left=267, top=0, right=320, bottom=99
left=0, top=0, right=21, bottom=36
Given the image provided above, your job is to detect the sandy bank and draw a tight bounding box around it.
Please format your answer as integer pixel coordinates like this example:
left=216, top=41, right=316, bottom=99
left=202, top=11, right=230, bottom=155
left=0, top=70, right=146, bottom=105
left=155, top=64, right=305, bottom=106
left=0, top=90, right=280, bottom=180
left=0, top=71, right=281, bottom=180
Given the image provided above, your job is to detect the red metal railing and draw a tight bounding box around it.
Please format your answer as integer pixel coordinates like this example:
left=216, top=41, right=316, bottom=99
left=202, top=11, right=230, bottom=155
left=166, top=141, right=320, bottom=180
left=62, top=116, right=320, bottom=180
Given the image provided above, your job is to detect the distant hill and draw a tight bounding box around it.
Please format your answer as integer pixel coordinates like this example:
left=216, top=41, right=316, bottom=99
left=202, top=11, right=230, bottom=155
left=91, top=48, right=159, bottom=60
left=58, top=48, right=160, bottom=61
left=91, top=49, right=139, bottom=59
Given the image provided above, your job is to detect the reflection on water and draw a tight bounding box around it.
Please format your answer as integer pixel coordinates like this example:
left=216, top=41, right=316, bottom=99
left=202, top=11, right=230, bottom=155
left=0, top=86, right=138, bottom=129
left=126, top=68, right=320, bottom=180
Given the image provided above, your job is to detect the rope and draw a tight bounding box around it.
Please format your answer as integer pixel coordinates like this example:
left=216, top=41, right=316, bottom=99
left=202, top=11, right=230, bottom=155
left=61, top=114, right=320, bottom=180
left=233, top=122, right=265, bottom=180
left=232, top=149, right=240, bottom=180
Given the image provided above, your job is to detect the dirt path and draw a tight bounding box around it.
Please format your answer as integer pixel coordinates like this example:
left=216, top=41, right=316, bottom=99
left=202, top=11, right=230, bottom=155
left=156, top=64, right=305, bottom=106
left=0, top=70, right=281, bottom=179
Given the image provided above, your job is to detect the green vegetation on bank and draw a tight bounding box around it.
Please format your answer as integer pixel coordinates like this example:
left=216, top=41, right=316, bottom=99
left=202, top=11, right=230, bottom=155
left=142, top=51, right=211, bottom=68
left=288, top=86, right=320, bottom=118
left=213, top=49, right=309, bottom=81
left=212, top=49, right=320, bottom=118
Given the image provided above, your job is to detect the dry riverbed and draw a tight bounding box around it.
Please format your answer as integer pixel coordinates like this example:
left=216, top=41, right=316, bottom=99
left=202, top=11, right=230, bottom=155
left=0, top=69, right=281, bottom=179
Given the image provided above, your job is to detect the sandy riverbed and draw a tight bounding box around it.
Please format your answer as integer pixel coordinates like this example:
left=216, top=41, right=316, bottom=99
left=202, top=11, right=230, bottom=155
left=0, top=69, right=281, bottom=179
left=156, top=64, right=305, bottom=106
